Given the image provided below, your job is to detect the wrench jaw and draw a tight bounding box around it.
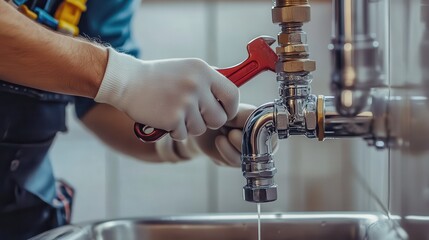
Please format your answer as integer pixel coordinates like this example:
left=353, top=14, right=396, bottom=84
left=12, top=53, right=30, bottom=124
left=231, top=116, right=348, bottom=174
left=247, top=36, right=278, bottom=74
left=260, top=36, right=276, bottom=46
left=216, top=36, right=278, bottom=87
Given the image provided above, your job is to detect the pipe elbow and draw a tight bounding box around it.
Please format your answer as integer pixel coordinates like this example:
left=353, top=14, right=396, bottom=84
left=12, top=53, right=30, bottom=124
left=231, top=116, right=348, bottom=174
left=241, top=102, right=278, bottom=203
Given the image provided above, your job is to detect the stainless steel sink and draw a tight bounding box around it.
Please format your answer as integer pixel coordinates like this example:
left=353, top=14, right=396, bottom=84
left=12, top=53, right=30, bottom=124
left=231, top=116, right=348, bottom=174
left=30, top=212, right=405, bottom=240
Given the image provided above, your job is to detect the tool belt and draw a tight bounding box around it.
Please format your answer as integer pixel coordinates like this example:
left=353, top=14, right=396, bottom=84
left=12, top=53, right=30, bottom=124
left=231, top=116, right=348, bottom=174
left=6, top=0, right=87, bottom=36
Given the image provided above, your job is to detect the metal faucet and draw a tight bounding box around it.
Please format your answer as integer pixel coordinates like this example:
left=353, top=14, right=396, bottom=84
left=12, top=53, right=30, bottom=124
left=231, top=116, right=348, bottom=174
left=241, top=0, right=388, bottom=203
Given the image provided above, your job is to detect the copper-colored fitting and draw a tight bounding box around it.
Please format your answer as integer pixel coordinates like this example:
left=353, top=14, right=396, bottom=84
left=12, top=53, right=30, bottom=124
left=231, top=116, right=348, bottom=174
left=276, top=44, right=308, bottom=55
left=277, top=59, right=316, bottom=73
left=272, top=5, right=311, bottom=24
left=274, top=0, right=309, bottom=7
left=278, top=32, right=307, bottom=45
left=316, top=95, right=325, bottom=141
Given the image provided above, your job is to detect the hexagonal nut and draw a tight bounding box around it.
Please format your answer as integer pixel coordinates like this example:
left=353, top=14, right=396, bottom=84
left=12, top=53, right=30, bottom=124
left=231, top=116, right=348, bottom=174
left=272, top=5, right=310, bottom=24
left=275, top=104, right=289, bottom=131
left=277, top=59, right=316, bottom=73
left=276, top=44, right=308, bottom=55
left=278, top=32, right=307, bottom=45
left=304, top=108, right=317, bottom=131
left=243, top=186, right=278, bottom=203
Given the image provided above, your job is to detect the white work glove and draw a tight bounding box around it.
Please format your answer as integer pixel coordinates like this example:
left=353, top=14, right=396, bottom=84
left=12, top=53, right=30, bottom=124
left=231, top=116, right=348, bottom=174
left=154, top=103, right=256, bottom=167
left=95, top=48, right=239, bottom=140
left=193, top=103, right=257, bottom=167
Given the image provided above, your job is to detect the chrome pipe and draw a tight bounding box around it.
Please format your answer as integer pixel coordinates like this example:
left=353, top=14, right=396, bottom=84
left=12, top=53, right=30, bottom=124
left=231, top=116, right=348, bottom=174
left=330, top=0, right=384, bottom=116
left=240, top=0, right=392, bottom=205
left=422, top=0, right=429, bottom=99
left=241, top=102, right=278, bottom=203
left=323, top=96, right=373, bottom=139
left=333, top=0, right=370, bottom=40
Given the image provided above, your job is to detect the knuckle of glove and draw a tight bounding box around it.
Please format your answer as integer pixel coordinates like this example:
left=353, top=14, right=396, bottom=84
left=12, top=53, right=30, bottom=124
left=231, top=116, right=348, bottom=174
left=168, top=110, right=186, bottom=131
left=187, top=122, right=207, bottom=136
left=170, top=130, right=187, bottom=141
left=178, top=77, right=199, bottom=94
left=205, top=112, right=227, bottom=130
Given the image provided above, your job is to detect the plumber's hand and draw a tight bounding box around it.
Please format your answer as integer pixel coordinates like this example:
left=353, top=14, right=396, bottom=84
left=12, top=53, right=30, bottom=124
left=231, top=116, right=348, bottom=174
left=95, top=48, right=239, bottom=140
left=193, top=103, right=257, bottom=167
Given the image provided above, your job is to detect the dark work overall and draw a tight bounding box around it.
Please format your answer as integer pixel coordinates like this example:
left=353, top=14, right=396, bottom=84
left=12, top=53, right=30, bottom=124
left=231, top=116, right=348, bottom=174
left=0, top=83, right=74, bottom=239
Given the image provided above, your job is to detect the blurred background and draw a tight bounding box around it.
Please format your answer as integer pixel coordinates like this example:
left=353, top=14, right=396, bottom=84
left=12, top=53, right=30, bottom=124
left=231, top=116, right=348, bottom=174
left=47, top=0, right=428, bottom=232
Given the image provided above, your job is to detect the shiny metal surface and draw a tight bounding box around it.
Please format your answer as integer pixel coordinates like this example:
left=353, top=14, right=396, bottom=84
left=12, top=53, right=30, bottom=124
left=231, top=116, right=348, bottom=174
left=323, top=96, right=373, bottom=139
left=422, top=0, right=429, bottom=98
left=330, top=0, right=385, bottom=116
left=274, top=0, right=317, bottom=139
left=241, top=102, right=278, bottom=202
left=241, top=0, right=391, bottom=204
left=401, top=216, right=429, bottom=239
left=32, top=213, right=405, bottom=240
left=240, top=0, right=428, bottom=238
left=240, top=0, right=319, bottom=203
left=272, top=0, right=310, bottom=24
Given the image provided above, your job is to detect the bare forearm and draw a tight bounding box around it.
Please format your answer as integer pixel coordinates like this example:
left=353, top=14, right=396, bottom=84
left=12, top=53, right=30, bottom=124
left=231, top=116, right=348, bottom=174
left=0, top=1, right=107, bottom=97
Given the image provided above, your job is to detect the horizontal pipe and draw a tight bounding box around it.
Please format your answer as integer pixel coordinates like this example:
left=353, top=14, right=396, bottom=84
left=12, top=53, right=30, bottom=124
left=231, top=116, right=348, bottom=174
left=323, top=96, right=373, bottom=139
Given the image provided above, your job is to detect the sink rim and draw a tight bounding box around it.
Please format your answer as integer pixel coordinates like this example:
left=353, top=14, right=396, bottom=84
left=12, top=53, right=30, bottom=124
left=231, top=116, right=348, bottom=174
left=90, top=211, right=387, bottom=226
left=30, top=212, right=401, bottom=240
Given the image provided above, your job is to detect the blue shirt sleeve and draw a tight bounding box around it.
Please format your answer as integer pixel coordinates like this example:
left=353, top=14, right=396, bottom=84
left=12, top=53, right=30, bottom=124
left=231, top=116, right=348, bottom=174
left=74, top=0, right=140, bottom=119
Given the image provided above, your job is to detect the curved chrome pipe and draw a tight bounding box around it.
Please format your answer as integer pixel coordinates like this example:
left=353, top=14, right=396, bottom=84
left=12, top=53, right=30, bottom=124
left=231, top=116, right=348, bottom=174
left=241, top=102, right=278, bottom=203
left=242, top=103, right=277, bottom=157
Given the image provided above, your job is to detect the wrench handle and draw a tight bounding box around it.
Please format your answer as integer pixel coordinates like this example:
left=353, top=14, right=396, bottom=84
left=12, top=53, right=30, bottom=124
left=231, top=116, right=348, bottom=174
left=217, top=59, right=261, bottom=87
left=135, top=46, right=276, bottom=142
left=134, top=124, right=167, bottom=143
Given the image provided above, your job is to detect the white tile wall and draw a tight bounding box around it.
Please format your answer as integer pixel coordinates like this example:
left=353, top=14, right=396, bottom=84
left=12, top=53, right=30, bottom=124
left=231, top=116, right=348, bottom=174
left=132, top=1, right=209, bottom=60
left=115, top=154, right=211, bottom=217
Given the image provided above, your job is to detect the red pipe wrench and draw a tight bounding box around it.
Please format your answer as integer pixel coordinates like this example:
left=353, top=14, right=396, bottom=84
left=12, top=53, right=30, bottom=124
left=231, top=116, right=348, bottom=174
left=134, top=36, right=278, bottom=143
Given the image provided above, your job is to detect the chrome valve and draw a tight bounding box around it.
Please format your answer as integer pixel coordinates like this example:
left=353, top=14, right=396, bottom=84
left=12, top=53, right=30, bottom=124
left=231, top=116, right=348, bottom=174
left=241, top=0, right=389, bottom=203
left=242, top=0, right=318, bottom=203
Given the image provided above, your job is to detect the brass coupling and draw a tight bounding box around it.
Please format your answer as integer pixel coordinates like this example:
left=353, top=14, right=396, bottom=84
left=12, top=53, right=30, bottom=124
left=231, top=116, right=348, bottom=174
left=272, top=0, right=310, bottom=24
left=315, top=95, right=375, bottom=142
left=274, top=0, right=309, bottom=5
left=273, top=0, right=316, bottom=139
left=273, top=0, right=315, bottom=75
left=317, top=95, right=325, bottom=141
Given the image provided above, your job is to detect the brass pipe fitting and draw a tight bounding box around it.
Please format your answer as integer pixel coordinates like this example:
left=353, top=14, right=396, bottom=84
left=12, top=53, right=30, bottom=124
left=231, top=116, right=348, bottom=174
left=274, top=0, right=316, bottom=138
left=277, top=59, right=316, bottom=73
left=241, top=0, right=387, bottom=204
left=274, top=0, right=309, bottom=5
left=272, top=0, right=310, bottom=24
left=317, top=95, right=325, bottom=141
